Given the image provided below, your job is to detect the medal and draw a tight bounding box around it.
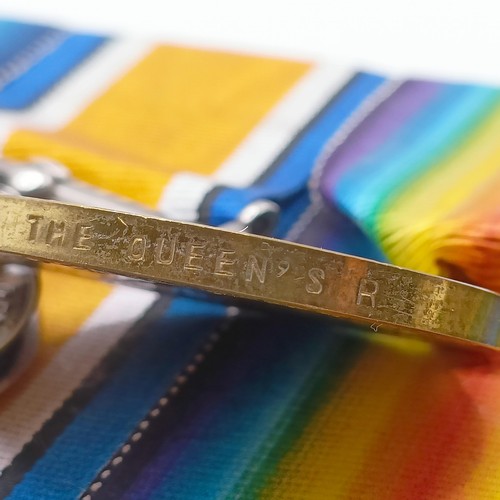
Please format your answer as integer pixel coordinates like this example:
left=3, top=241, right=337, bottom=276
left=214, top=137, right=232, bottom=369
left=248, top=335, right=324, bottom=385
left=0, top=194, right=498, bottom=350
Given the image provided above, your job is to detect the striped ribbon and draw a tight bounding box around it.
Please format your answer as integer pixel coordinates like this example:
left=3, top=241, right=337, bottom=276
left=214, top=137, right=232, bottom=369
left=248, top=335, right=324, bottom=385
left=0, top=19, right=499, bottom=500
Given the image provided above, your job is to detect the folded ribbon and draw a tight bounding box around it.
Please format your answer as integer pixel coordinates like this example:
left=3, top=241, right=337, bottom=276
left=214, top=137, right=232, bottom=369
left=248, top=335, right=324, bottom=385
left=0, top=19, right=499, bottom=500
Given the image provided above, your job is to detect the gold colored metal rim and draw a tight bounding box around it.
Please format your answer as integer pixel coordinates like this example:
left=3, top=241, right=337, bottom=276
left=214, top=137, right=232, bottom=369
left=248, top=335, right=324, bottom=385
left=0, top=195, right=498, bottom=349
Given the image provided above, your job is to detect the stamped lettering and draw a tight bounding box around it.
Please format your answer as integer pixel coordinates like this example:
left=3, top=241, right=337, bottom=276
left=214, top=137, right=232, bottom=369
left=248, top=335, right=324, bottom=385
left=73, top=223, right=94, bottom=250
left=1, top=195, right=487, bottom=348
left=421, top=282, right=447, bottom=328
left=357, top=278, right=379, bottom=307
left=305, top=268, right=325, bottom=294
left=155, top=235, right=178, bottom=265
left=26, top=214, right=43, bottom=241
left=46, top=220, right=65, bottom=247
left=214, top=249, right=236, bottom=276
left=184, top=240, right=206, bottom=271
left=245, top=254, right=268, bottom=284
left=129, top=236, right=148, bottom=262
left=276, top=261, right=290, bottom=278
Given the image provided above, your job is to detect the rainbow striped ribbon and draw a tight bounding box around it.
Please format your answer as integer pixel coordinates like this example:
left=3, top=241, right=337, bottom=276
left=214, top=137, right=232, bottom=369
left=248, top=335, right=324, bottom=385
left=0, top=19, right=499, bottom=500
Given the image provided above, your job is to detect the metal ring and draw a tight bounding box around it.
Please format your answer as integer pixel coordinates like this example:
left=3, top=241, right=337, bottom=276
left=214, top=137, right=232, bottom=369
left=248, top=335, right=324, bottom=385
left=0, top=312, right=38, bottom=392
left=0, top=258, right=38, bottom=391
left=0, top=184, right=39, bottom=390
left=0, top=258, right=38, bottom=352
